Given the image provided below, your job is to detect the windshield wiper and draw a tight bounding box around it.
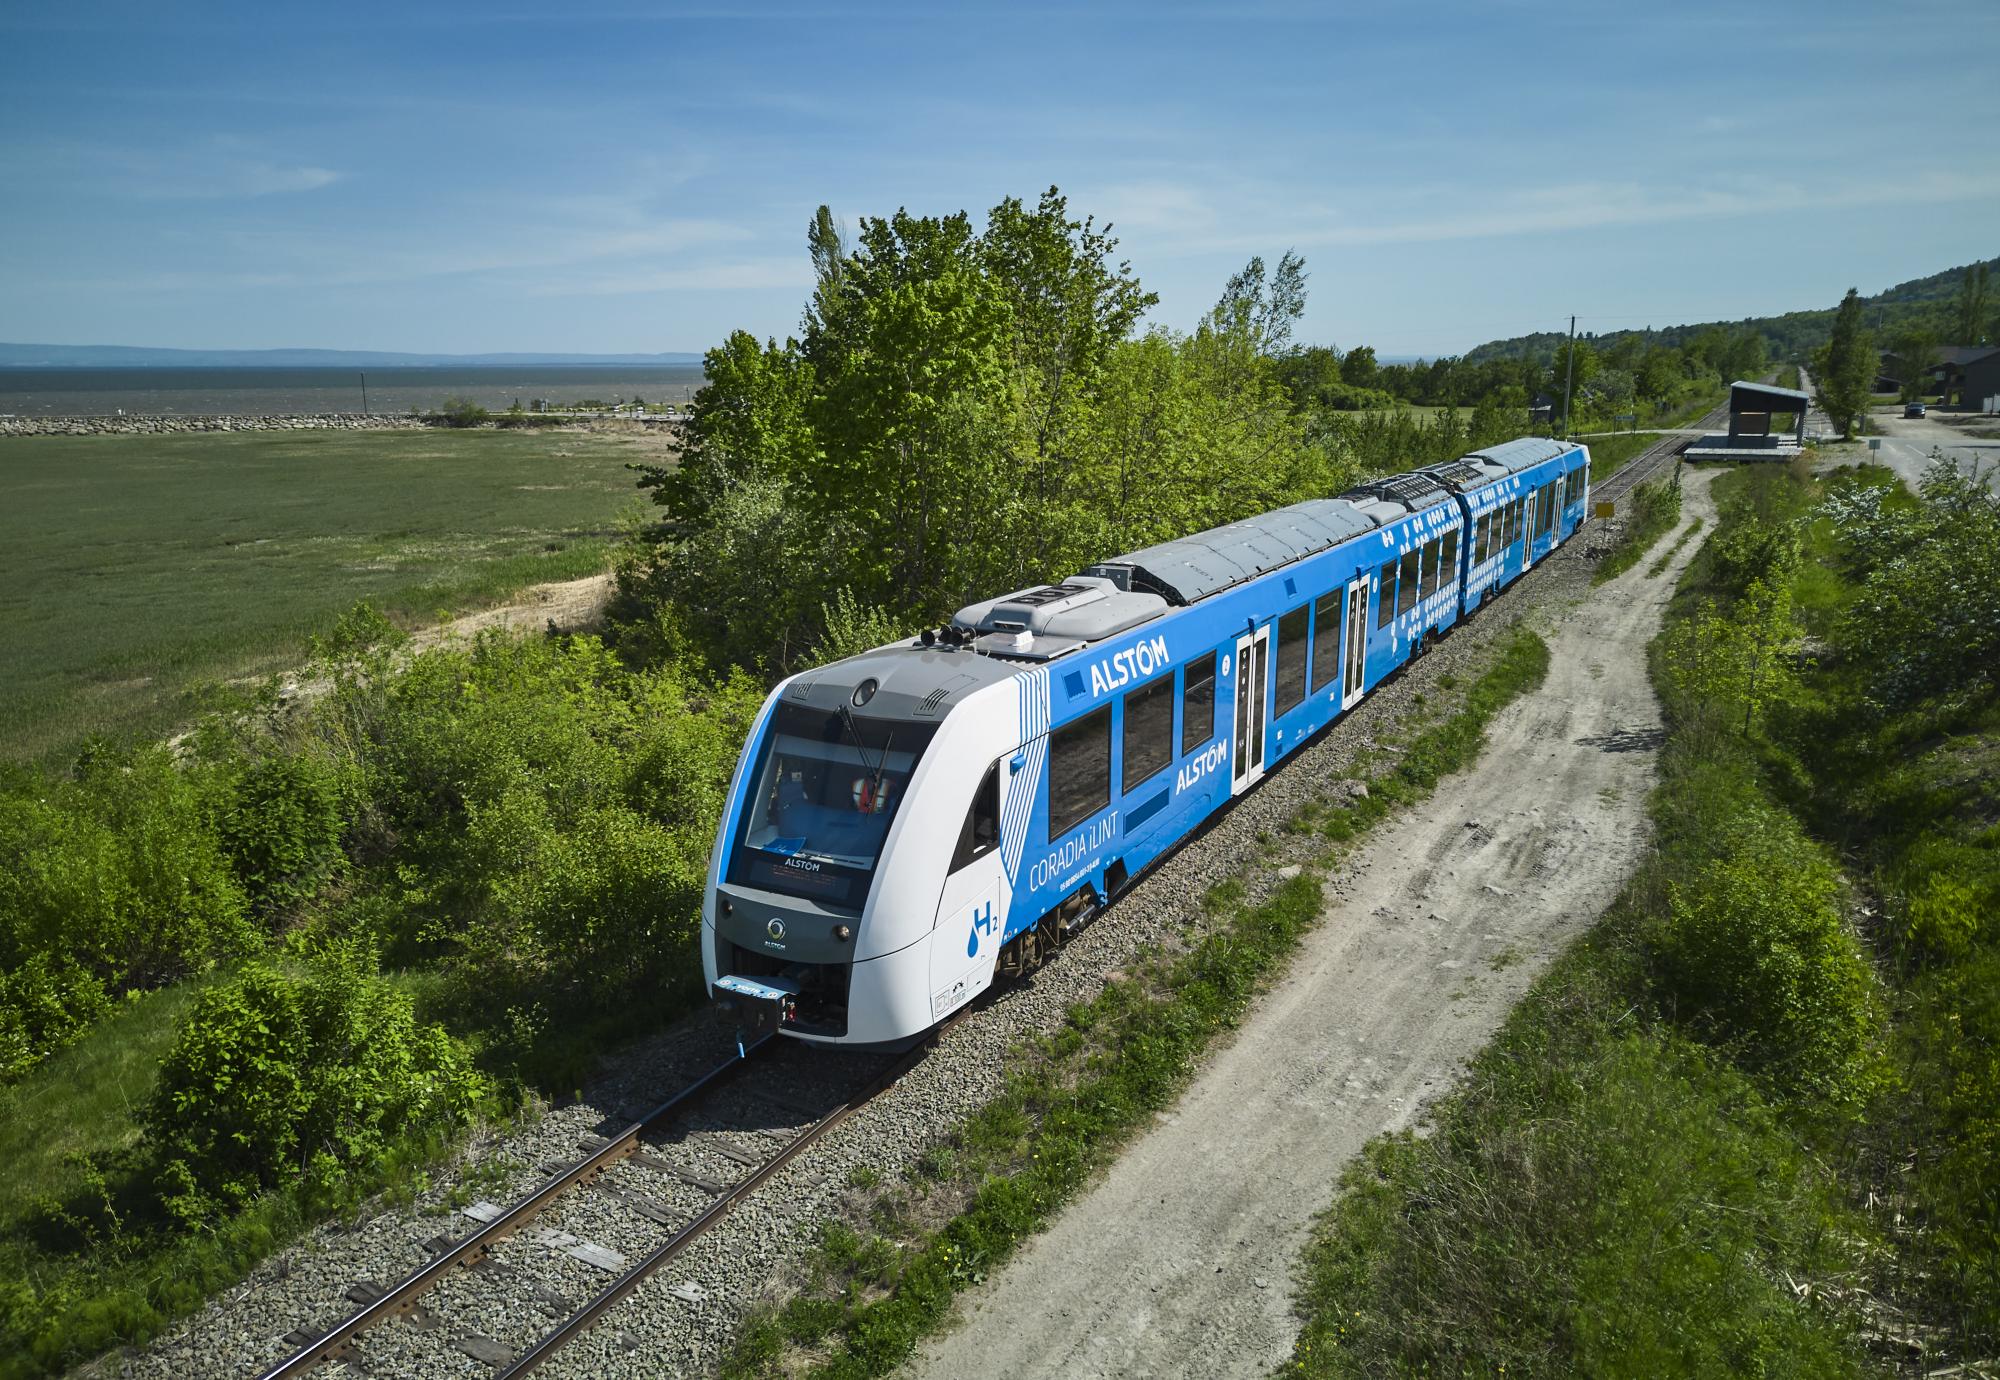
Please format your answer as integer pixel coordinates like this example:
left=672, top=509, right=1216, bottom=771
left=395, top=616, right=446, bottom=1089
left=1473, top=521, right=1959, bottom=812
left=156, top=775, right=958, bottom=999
left=836, top=704, right=895, bottom=811
left=836, top=703, right=882, bottom=781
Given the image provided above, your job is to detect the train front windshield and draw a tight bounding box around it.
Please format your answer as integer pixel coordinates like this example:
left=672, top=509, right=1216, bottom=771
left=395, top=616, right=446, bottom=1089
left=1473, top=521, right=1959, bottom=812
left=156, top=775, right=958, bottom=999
left=726, top=703, right=938, bottom=909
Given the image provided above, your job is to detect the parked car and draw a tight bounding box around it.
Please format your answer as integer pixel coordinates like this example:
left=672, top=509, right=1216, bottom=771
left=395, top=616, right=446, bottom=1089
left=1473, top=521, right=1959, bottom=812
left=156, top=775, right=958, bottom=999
left=1905, top=401, right=1927, bottom=418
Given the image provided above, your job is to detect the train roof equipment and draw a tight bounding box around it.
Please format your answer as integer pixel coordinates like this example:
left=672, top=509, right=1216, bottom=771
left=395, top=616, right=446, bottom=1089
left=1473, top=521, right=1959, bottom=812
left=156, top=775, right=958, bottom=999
left=1339, top=472, right=1453, bottom=522
left=1077, top=497, right=1377, bottom=608
left=931, top=436, right=1577, bottom=669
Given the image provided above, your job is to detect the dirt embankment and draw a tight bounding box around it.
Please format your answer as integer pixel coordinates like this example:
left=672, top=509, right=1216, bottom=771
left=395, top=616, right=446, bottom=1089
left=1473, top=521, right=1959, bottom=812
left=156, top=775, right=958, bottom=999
left=904, top=472, right=1721, bottom=1380
left=405, top=571, right=617, bottom=653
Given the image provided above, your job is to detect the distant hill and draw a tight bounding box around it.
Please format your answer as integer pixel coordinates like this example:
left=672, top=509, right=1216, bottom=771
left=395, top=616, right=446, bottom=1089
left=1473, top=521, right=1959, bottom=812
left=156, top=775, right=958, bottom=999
left=1464, top=256, right=2000, bottom=366
left=0, top=343, right=705, bottom=369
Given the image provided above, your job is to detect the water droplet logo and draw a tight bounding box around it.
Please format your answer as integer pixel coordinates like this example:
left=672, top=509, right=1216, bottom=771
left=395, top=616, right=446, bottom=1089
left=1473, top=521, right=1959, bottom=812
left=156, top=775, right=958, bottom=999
left=967, top=924, right=980, bottom=958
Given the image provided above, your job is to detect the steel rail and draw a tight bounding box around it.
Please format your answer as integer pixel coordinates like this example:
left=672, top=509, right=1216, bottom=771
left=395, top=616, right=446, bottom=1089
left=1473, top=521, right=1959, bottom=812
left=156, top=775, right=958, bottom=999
left=494, top=1031, right=940, bottom=1377
left=257, top=1034, right=776, bottom=1380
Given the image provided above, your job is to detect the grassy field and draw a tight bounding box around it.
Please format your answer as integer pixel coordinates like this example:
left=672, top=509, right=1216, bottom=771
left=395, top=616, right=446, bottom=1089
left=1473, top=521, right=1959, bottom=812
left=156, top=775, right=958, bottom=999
left=0, top=426, right=665, bottom=760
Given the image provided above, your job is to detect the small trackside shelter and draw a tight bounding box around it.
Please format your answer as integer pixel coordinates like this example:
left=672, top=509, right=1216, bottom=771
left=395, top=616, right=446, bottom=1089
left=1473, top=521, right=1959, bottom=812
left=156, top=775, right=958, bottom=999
left=1686, top=379, right=1810, bottom=462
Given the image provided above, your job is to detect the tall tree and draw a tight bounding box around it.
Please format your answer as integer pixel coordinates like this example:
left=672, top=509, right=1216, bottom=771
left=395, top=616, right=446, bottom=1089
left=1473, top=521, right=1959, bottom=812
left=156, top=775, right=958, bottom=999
left=1341, top=345, right=1379, bottom=390
left=1889, top=324, right=1940, bottom=403
left=1215, top=251, right=1308, bottom=356
left=1812, top=288, right=1875, bottom=440
left=1953, top=263, right=1992, bottom=345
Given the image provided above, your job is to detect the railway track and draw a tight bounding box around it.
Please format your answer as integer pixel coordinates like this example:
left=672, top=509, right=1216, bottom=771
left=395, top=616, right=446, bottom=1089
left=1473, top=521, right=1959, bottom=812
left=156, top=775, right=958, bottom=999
left=1589, top=397, right=1733, bottom=505
left=259, top=1032, right=940, bottom=1378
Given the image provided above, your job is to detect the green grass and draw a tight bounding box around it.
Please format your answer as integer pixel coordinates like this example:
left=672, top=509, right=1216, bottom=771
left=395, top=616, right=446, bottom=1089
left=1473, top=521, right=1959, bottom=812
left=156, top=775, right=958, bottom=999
left=721, top=627, right=1553, bottom=1380
left=1289, top=950, right=1865, bottom=1378
left=1593, top=478, right=1683, bottom=584
left=0, top=427, right=662, bottom=760
left=0, top=982, right=212, bottom=1235
left=1646, top=514, right=1705, bottom=577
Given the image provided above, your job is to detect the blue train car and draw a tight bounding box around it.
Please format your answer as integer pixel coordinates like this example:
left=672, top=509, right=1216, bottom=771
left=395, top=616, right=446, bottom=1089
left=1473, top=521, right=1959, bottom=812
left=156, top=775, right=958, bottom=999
left=703, top=437, right=1590, bottom=1046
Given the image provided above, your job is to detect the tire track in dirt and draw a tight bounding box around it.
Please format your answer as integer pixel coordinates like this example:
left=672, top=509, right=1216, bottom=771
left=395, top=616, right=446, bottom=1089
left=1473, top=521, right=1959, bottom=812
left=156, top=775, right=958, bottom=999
left=904, top=472, right=1719, bottom=1380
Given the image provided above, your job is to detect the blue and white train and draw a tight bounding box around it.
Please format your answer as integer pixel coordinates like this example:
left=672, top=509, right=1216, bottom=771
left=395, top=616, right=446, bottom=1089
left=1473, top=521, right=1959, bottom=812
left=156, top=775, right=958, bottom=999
left=703, top=437, right=1591, bottom=1046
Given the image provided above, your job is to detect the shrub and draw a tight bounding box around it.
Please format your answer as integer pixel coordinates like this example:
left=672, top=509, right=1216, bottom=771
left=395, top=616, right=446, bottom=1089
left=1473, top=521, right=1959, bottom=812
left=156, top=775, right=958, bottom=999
left=1829, top=460, right=2000, bottom=708
left=0, top=750, right=252, bottom=1076
left=1652, top=813, right=1881, bottom=1112
left=144, top=946, right=483, bottom=1226
left=1707, top=515, right=1800, bottom=597
left=818, top=588, right=915, bottom=663
left=219, top=754, right=346, bottom=920
left=429, top=397, right=490, bottom=428
left=1296, top=1025, right=1864, bottom=1379
left=0, top=953, right=111, bottom=1082
left=1900, top=949, right=2000, bottom=1338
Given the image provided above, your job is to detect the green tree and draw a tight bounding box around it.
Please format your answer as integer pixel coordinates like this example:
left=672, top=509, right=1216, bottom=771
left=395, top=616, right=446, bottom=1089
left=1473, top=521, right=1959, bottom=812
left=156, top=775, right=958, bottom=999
left=1889, top=324, right=1940, bottom=403
left=1215, top=251, right=1308, bottom=356
left=1954, top=262, right=1992, bottom=345
left=1551, top=338, right=1599, bottom=431
left=1811, top=289, right=1875, bottom=440
left=1342, top=345, right=1379, bottom=390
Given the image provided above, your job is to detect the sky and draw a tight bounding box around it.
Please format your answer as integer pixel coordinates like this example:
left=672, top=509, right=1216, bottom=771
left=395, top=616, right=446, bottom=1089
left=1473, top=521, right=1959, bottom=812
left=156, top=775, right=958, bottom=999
left=2, top=0, right=1996, bottom=360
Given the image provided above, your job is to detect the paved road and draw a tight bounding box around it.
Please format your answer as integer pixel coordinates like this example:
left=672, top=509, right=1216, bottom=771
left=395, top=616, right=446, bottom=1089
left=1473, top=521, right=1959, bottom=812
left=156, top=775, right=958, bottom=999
left=1851, top=408, right=2000, bottom=493
left=1802, top=362, right=2000, bottom=493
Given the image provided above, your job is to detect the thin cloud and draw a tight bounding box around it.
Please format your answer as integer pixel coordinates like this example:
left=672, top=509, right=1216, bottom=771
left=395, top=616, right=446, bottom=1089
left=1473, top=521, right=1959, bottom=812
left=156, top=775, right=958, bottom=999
left=1118, top=169, right=2000, bottom=254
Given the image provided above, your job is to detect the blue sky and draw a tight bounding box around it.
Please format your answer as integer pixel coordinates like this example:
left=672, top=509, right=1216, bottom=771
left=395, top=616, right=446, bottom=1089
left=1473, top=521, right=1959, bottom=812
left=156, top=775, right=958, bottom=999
left=2, top=0, right=1995, bottom=358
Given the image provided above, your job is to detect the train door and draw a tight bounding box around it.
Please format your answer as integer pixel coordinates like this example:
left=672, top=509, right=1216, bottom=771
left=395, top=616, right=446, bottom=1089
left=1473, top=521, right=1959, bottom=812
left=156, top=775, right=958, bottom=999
left=929, top=759, right=1004, bottom=1020
left=1554, top=471, right=1567, bottom=535
left=1340, top=574, right=1368, bottom=711
left=1230, top=625, right=1270, bottom=796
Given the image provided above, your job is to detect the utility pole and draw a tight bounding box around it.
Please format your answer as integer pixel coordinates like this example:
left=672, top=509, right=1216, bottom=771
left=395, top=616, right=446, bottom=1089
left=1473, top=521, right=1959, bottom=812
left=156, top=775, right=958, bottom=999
left=1561, top=314, right=1577, bottom=440
left=360, top=372, right=369, bottom=415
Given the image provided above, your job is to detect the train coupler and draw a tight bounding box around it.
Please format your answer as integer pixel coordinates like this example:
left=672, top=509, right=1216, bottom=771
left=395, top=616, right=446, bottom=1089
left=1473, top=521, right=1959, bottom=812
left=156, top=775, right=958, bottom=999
left=714, top=974, right=800, bottom=1056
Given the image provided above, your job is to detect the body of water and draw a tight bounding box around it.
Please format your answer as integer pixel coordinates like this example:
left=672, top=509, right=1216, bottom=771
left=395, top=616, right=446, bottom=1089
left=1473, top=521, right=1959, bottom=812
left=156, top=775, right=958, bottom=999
left=0, top=365, right=707, bottom=417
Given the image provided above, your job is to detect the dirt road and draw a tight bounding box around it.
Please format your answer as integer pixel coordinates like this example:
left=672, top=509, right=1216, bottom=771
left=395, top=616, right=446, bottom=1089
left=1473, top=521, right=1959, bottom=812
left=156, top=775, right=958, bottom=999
left=904, top=472, right=1720, bottom=1380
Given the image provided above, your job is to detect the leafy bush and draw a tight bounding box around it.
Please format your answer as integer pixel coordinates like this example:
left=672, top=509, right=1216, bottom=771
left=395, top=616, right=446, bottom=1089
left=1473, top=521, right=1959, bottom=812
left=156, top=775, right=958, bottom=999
left=1707, top=513, right=1800, bottom=597
left=429, top=397, right=490, bottom=428
left=144, top=946, right=483, bottom=1226
left=218, top=753, right=345, bottom=919
left=0, top=750, right=253, bottom=1077
left=817, top=589, right=916, bottom=663
left=1295, top=1020, right=1864, bottom=1379
left=0, top=954, right=110, bottom=1082
left=1900, top=948, right=2000, bottom=1339
left=1654, top=839, right=1881, bottom=1111
left=1825, top=459, right=2000, bottom=708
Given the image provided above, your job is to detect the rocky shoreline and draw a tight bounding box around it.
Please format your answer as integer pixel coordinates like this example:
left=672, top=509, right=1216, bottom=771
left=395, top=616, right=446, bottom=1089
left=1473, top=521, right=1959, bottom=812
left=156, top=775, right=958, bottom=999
left=0, top=412, right=429, bottom=436
left=0, top=412, right=689, bottom=437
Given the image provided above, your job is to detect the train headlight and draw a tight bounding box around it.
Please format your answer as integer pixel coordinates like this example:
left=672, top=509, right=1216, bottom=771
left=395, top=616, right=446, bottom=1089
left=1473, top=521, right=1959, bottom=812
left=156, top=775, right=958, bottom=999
left=833, top=924, right=852, bottom=943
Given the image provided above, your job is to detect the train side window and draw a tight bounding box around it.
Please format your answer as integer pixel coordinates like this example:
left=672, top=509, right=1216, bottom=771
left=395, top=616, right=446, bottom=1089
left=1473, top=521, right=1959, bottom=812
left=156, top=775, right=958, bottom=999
left=1181, top=650, right=1216, bottom=755
left=1420, top=538, right=1441, bottom=596
left=1474, top=512, right=1490, bottom=565
left=1274, top=604, right=1309, bottom=714
left=950, top=762, right=1000, bottom=873
left=1376, top=560, right=1397, bottom=628
left=1049, top=704, right=1111, bottom=839
left=1440, top=528, right=1459, bottom=584
left=1311, top=590, right=1341, bottom=690
left=1397, top=548, right=1419, bottom=613
left=1122, top=673, right=1175, bottom=792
